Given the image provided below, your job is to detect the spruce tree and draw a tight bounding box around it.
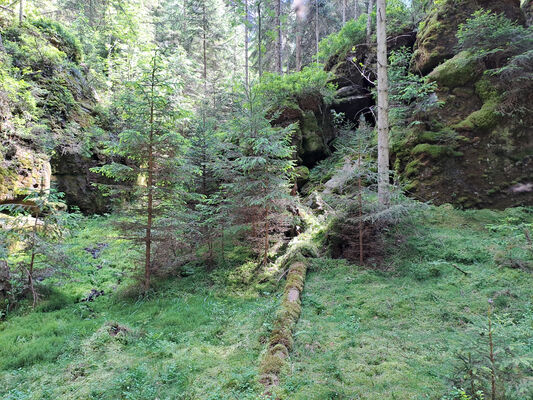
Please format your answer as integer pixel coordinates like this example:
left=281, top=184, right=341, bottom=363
left=93, top=51, right=187, bottom=291
left=223, top=84, right=295, bottom=265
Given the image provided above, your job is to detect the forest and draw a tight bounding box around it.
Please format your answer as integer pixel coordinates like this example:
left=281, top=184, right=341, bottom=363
left=0, top=0, right=532, bottom=398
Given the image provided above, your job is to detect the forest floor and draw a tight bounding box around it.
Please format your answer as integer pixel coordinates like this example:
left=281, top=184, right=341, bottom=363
left=0, top=206, right=532, bottom=399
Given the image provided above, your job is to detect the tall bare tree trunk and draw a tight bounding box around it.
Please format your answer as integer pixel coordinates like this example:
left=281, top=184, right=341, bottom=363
left=355, top=0, right=361, bottom=19
left=366, top=0, right=373, bottom=42
left=296, top=19, right=302, bottom=71
left=315, top=0, right=319, bottom=63
left=376, top=0, right=390, bottom=206
left=144, top=57, right=157, bottom=292
left=202, top=4, right=208, bottom=95
left=342, top=0, right=346, bottom=24
left=257, top=0, right=263, bottom=78
left=244, top=0, right=249, bottom=86
left=275, top=0, right=282, bottom=74
left=19, top=0, right=24, bottom=24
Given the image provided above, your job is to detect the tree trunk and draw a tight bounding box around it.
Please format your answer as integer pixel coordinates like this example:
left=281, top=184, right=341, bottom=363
left=315, top=0, right=319, bottom=63
left=28, top=212, right=38, bottom=287
left=355, top=0, right=361, bottom=19
left=244, top=0, right=249, bottom=87
left=202, top=4, right=208, bottom=95
left=295, top=19, right=302, bottom=71
left=275, top=0, right=282, bottom=74
left=263, top=206, right=269, bottom=265
left=366, top=0, right=373, bottom=42
left=145, top=57, right=156, bottom=292
left=342, top=0, right=346, bottom=25
left=376, top=0, right=390, bottom=206
left=257, top=0, right=262, bottom=78
left=19, top=0, right=24, bottom=24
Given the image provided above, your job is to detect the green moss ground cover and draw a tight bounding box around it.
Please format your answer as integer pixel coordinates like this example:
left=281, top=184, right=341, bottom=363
left=1, top=207, right=532, bottom=399
left=0, top=217, right=276, bottom=400
left=276, top=206, right=532, bottom=399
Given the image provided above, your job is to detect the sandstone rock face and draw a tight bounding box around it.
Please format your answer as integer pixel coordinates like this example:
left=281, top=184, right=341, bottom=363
left=0, top=145, right=51, bottom=204
left=412, top=0, right=525, bottom=75
left=0, top=22, right=109, bottom=213
left=274, top=93, right=335, bottom=168
left=322, top=0, right=531, bottom=208
left=52, top=152, right=110, bottom=214
left=395, top=52, right=533, bottom=209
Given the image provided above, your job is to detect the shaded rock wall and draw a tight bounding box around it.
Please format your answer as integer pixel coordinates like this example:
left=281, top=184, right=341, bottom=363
left=394, top=52, right=533, bottom=208
left=395, top=0, right=532, bottom=208
left=274, top=93, right=336, bottom=168
left=326, top=31, right=417, bottom=123
left=320, top=0, right=530, bottom=208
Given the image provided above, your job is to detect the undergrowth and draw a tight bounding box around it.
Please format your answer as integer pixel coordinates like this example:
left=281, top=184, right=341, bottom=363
left=272, top=206, right=533, bottom=399
left=1, top=206, right=531, bottom=399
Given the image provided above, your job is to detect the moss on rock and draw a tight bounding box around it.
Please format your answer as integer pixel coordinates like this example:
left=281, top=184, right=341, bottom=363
left=428, top=51, right=481, bottom=89
left=453, top=99, right=501, bottom=131
left=411, top=143, right=462, bottom=159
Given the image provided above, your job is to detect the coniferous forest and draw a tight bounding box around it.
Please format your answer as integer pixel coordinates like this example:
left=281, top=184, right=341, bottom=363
left=0, top=0, right=532, bottom=398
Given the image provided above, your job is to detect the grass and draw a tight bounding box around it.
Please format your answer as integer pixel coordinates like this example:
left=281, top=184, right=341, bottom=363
left=1, top=206, right=532, bottom=399
left=273, top=206, right=533, bottom=399
left=0, top=217, right=277, bottom=400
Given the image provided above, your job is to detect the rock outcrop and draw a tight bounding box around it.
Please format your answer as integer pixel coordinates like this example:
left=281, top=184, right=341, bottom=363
left=412, top=0, right=525, bottom=75
left=274, top=92, right=335, bottom=168
left=52, top=152, right=110, bottom=214
left=0, top=20, right=109, bottom=213
left=326, top=31, right=417, bottom=123
left=395, top=0, right=532, bottom=208
left=321, top=0, right=531, bottom=209
left=394, top=51, right=533, bottom=208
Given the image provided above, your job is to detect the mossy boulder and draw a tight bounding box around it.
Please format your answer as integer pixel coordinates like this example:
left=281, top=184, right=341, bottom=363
left=412, top=0, right=525, bottom=74
left=428, top=51, right=482, bottom=89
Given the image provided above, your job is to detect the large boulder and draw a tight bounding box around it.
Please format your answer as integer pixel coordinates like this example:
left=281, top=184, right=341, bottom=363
left=412, top=0, right=525, bottom=75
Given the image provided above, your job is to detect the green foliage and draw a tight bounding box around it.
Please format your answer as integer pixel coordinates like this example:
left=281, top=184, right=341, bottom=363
left=0, top=217, right=274, bottom=399
left=274, top=206, right=533, bottom=399
left=257, top=64, right=336, bottom=108
left=388, top=47, right=440, bottom=143
left=441, top=388, right=485, bottom=400
left=0, top=188, right=77, bottom=314
left=318, top=0, right=414, bottom=62
left=318, top=16, right=368, bottom=61
left=31, top=18, right=83, bottom=63
left=457, top=10, right=531, bottom=58
left=455, top=10, right=533, bottom=116
left=222, top=84, right=296, bottom=263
